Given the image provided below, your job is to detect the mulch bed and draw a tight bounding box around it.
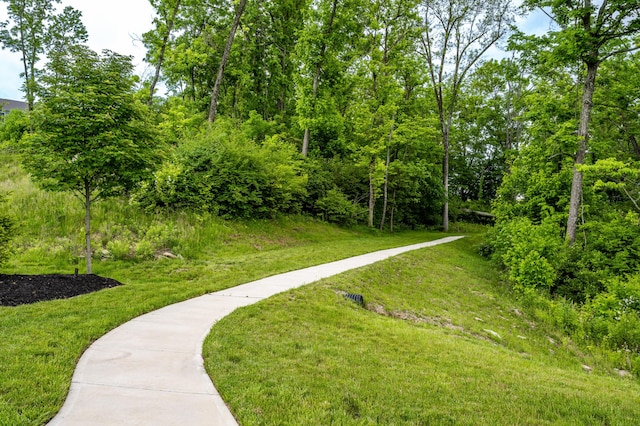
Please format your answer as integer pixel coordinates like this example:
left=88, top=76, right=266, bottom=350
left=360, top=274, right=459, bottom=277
left=0, top=274, right=122, bottom=306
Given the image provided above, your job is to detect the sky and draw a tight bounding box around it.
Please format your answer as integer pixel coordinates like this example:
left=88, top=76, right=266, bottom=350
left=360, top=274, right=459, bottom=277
left=0, top=1, right=553, bottom=103
left=0, top=0, right=156, bottom=101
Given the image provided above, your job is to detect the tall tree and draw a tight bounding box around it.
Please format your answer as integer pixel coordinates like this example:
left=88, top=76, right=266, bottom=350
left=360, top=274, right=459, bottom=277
left=145, top=0, right=182, bottom=105
left=208, top=0, right=247, bottom=122
left=23, top=46, right=159, bottom=273
left=451, top=59, right=528, bottom=203
left=0, top=0, right=86, bottom=110
left=350, top=0, right=421, bottom=227
left=299, top=0, right=338, bottom=156
left=521, top=0, right=640, bottom=244
left=295, top=0, right=366, bottom=156
left=418, top=0, right=513, bottom=231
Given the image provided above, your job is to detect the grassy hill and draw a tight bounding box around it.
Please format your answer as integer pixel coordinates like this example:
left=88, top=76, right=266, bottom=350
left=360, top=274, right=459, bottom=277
left=0, top=152, right=448, bottom=424
left=205, top=236, right=640, bottom=425
left=2, top=151, right=639, bottom=425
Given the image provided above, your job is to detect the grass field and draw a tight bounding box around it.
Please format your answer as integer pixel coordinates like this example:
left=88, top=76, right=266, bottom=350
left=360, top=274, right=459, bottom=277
left=1, top=153, right=455, bottom=424
left=2, top=151, right=640, bottom=425
left=205, top=236, right=640, bottom=425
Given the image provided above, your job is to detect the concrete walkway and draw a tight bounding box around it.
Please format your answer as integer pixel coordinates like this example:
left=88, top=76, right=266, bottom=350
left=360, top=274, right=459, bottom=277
left=48, top=236, right=463, bottom=426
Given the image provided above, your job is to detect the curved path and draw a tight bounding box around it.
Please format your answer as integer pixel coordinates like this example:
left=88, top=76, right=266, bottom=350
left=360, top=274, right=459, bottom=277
left=48, top=236, right=463, bottom=426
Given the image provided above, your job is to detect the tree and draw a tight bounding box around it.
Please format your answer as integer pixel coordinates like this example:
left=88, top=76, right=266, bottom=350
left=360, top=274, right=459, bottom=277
left=0, top=0, right=87, bottom=110
left=451, top=59, right=528, bottom=203
left=22, top=46, right=159, bottom=274
left=583, top=158, right=640, bottom=216
left=348, top=0, right=422, bottom=227
left=145, top=0, right=183, bottom=105
left=295, top=0, right=366, bottom=156
left=418, top=0, right=513, bottom=231
left=591, top=53, right=640, bottom=162
left=208, top=0, right=247, bottom=123
left=521, top=0, right=640, bottom=245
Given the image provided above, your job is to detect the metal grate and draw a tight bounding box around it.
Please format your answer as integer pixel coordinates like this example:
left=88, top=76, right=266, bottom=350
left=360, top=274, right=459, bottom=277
left=344, top=293, right=365, bottom=307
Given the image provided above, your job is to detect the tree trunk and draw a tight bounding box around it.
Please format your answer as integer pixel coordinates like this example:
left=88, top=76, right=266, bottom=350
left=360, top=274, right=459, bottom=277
left=148, top=0, right=182, bottom=106
left=390, top=188, right=397, bottom=233
left=369, top=157, right=375, bottom=228
left=379, top=145, right=390, bottom=231
left=17, top=13, right=34, bottom=111
left=379, top=119, right=394, bottom=231
left=208, top=0, right=247, bottom=123
left=301, top=65, right=321, bottom=156
left=84, top=181, right=93, bottom=274
left=301, top=0, right=338, bottom=156
left=567, top=62, right=599, bottom=245
left=442, top=124, right=450, bottom=232
left=623, top=125, right=640, bottom=160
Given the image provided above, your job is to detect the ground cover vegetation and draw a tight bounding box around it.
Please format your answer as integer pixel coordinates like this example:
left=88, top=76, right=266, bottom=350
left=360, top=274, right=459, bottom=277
left=206, top=236, right=640, bottom=424
left=1, top=0, right=640, bottom=422
left=0, top=157, right=452, bottom=424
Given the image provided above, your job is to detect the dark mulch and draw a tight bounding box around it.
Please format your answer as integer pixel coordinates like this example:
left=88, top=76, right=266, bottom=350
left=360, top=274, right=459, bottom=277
left=0, top=274, right=122, bottom=306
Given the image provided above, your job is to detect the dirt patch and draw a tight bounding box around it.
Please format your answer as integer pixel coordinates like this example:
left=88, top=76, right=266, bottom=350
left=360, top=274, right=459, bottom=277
left=367, top=303, right=465, bottom=331
left=0, top=274, right=122, bottom=306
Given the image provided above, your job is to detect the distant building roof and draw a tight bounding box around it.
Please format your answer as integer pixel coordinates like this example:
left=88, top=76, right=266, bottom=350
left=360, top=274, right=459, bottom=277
left=0, top=98, right=28, bottom=113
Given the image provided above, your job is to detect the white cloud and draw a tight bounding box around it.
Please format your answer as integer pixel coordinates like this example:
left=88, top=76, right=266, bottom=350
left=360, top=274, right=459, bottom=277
left=0, top=0, right=155, bottom=101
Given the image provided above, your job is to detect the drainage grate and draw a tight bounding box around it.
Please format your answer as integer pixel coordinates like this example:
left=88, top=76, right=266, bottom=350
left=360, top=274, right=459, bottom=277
left=344, top=293, right=365, bottom=307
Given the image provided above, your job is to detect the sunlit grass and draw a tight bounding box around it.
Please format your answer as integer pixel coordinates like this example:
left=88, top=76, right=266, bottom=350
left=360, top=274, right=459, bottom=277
left=1, top=150, right=450, bottom=425
left=205, top=237, right=640, bottom=425
left=5, top=149, right=638, bottom=425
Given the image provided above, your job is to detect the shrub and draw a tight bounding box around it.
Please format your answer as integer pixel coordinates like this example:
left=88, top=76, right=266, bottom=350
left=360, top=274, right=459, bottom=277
left=135, top=122, right=307, bottom=219
left=106, top=239, right=132, bottom=260
left=314, top=188, right=360, bottom=225
left=0, top=193, right=15, bottom=264
left=583, top=274, right=640, bottom=351
left=0, top=109, right=29, bottom=150
left=512, top=250, right=556, bottom=294
left=490, top=216, right=563, bottom=295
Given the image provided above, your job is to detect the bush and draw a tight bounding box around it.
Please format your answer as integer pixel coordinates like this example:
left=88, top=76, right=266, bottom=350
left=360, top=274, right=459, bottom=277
left=135, top=121, right=307, bottom=219
left=490, top=216, right=563, bottom=295
left=583, top=274, right=640, bottom=352
left=0, top=193, right=15, bottom=264
left=0, top=109, right=29, bottom=150
left=314, top=188, right=360, bottom=225
left=512, top=250, right=556, bottom=294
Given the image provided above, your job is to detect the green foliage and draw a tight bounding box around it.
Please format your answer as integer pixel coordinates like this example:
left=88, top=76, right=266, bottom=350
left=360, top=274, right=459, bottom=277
left=136, top=121, right=307, bottom=218
left=514, top=250, right=556, bottom=295
left=0, top=0, right=88, bottom=108
left=0, top=109, right=29, bottom=149
left=582, top=274, right=640, bottom=354
left=23, top=46, right=160, bottom=199
left=314, top=188, right=360, bottom=225
left=490, top=216, right=563, bottom=294
left=582, top=158, right=640, bottom=215
left=0, top=193, right=14, bottom=264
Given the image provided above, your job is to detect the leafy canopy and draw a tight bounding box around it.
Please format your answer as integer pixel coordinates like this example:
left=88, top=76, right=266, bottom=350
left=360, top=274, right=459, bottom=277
left=22, top=45, right=160, bottom=200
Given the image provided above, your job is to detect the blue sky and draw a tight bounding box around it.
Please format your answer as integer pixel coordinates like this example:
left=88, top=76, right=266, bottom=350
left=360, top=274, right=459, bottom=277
left=0, top=1, right=553, bottom=103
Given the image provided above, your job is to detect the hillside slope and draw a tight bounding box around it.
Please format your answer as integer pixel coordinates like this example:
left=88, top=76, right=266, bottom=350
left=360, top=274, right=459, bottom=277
left=205, top=237, right=640, bottom=425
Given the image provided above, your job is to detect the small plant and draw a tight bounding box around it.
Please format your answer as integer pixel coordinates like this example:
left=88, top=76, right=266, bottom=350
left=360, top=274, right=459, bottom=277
left=314, top=188, right=360, bottom=225
left=0, top=192, right=15, bottom=264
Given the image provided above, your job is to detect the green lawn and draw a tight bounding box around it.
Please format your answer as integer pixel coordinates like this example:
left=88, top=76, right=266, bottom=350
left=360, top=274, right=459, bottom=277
left=204, top=236, right=640, bottom=425
left=0, top=217, right=447, bottom=425
left=2, top=152, right=639, bottom=425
